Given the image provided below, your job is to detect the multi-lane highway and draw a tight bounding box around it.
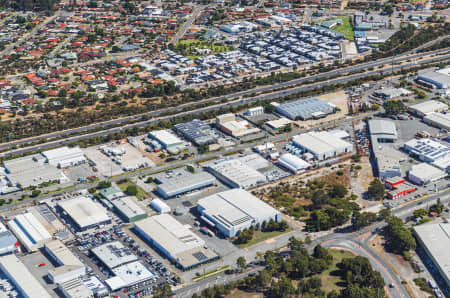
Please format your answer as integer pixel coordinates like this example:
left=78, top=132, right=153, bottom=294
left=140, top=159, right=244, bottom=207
left=1, top=49, right=449, bottom=157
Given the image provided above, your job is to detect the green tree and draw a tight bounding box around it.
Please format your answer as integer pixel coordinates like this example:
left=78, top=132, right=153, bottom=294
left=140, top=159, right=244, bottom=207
left=383, top=100, right=406, bottom=115
left=367, top=179, right=385, bottom=200
left=237, top=256, right=247, bottom=270
left=31, top=190, right=41, bottom=197
left=97, top=180, right=111, bottom=189
left=413, top=208, right=428, bottom=218
left=385, top=216, right=416, bottom=253
left=125, top=185, right=138, bottom=196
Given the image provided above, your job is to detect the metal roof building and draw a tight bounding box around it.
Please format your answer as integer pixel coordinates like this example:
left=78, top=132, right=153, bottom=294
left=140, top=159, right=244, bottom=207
left=413, top=223, right=450, bottom=287
left=148, top=130, right=185, bottom=150
left=408, top=100, right=448, bottom=117
left=0, top=254, right=52, bottom=298
left=423, top=112, right=450, bottom=131
left=110, top=196, right=147, bottom=223
left=7, top=212, right=52, bottom=252
left=105, top=261, right=155, bottom=291
left=368, top=119, right=397, bottom=142
left=292, top=131, right=353, bottom=160
left=403, top=138, right=450, bottom=163
left=91, top=241, right=138, bottom=270
left=408, top=163, right=446, bottom=185
left=277, top=153, right=310, bottom=173
left=197, top=189, right=282, bottom=238
left=0, top=223, right=17, bottom=256
left=58, top=278, right=93, bottom=298
left=44, top=239, right=86, bottom=284
left=134, top=214, right=218, bottom=270
left=417, top=70, right=450, bottom=89
left=41, top=146, right=86, bottom=168
left=275, top=97, right=335, bottom=120
left=173, top=119, right=216, bottom=146
left=57, top=197, right=111, bottom=231
left=206, top=158, right=266, bottom=189
left=153, top=169, right=217, bottom=199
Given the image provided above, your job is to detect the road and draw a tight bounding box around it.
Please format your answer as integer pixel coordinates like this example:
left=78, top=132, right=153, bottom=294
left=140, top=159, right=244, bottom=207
left=48, top=33, right=76, bottom=58
left=1, top=49, right=449, bottom=157
left=169, top=5, right=204, bottom=45
left=174, top=190, right=450, bottom=297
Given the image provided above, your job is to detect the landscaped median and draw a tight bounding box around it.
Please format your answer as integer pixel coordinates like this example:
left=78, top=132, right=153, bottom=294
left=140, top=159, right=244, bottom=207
left=192, top=265, right=231, bottom=282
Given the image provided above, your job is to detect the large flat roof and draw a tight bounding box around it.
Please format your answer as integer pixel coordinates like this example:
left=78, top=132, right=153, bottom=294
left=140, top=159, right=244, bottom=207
left=42, top=146, right=84, bottom=161
left=91, top=241, right=138, bottom=270
left=409, top=100, right=448, bottom=115
left=45, top=239, right=84, bottom=267
left=58, top=197, right=110, bottom=229
left=0, top=254, right=52, bottom=298
left=414, top=223, right=450, bottom=286
left=8, top=212, right=51, bottom=251
left=134, top=214, right=217, bottom=269
left=207, top=158, right=266, bottom=188
left=106, top=261, right=155, bottom=290
left=368, top=119, right=397, bottom=139
left=154, top=169, right=216, bottom=197
left=293, top=131, right=352, bottom=155
left=110, top=196, right=146, bottom=220
left=149, top=130, right=184, bottom=146
left=424, top=112, right=450, bottom=129
left=276, top=97, right=334, bottom=120
left=198, top=189, right=280, bottom=231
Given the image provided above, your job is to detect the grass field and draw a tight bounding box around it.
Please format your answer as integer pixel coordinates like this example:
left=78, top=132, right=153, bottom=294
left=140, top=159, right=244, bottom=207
left=333, top=16, right=354, bottom=40
left=237, top=228, right=293, bottom=248
left=316, top=249, right=354, bottom=292
left=175, top=39, right=233, bottom=59
left=116, top=180, right=147, bottom=199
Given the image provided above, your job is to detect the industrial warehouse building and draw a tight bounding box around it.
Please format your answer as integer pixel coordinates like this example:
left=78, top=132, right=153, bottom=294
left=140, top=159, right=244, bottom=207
left=368, top=120, right=403, bottom=178
left=407, top=163, right=446, bottom=185
left=3, top=155, right=69, bottom=188
left=0, top=254, right=52, bottom=298
left=197, top=189, right=282, bottom=238
left=173, top=119, right=216, bottom=145
left=216, top=114, right=261, bottom=138
left=413, top=223, right=450, bottom=288
left=403, top=139, right=449, bottom=163
left=58, top=278, right=93, bottom=298
left=277, top=153, right=310, bottom=173
left=110, top=196, right=147, bottom=223
left=91, top=241, right=138, bottom=270
left=57, top=197, right=111, bottom=231
left=275, top=97, right=335, bottom=120
left=41, top=146, right=86, bottom=168
left=373, top=87, right=412, bottom=100
left=423, top=112, right=450, bottom=131
left=153, top=169, right=217, bottom=199
left=148, top=130, right=185, bottom=153
left=91, top=241, right=154, bottom=291
left=292, top=131, right=353, bottom=160
left=44, top=239, right=87, bottom=284
left=417, top=69, right=450, bottom=89
left=206, top=158, right=266, bottom=188
left=408, top=100, right=448, bottom=117
left=7, top=212, right=52, bottom=252
left=134, top=214, right=218, bottom=270
left=0, top=223, right=17, bottom=256
left=368, top=120, right=397, bottom=142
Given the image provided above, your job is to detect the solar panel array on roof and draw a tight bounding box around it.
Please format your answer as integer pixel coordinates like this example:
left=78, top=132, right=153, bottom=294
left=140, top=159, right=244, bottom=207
left=192, top=252, right=207, bottom=262
left=38, top=205, right=57, bottom=222
left=275, top=97, right=334, bottom=120
left=173, top=119, right=215, bottom=145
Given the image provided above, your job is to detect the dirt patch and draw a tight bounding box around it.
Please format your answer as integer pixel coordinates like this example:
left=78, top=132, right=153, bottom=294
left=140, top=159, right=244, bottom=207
left=227, top=289, right=263, bottom=298
left=315, top=167, right=350, bottom=188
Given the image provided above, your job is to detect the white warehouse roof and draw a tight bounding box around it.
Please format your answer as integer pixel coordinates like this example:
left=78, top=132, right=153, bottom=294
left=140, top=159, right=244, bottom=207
left=408, top=100, right=448, bottom=116
left=0, top=254, right=52, bottom=298
left=293, top=131, right=352, bottom=160
left=91, top=241, right=138, bottom=270
left=45, top=239, right=85, bottom=268
left=197, top=189, right=281, bottom=237
left=368, top=119, right=397, bottom=140
left=58, top=197, right=110, bottom=229
left=424, top=112, right=450, bottom=131
left=149, top=130, right=184, bottom=147
left=42, top=146, right=86, bottom=167
left=207, top=158, right=266, bottom=188
left=7, top=212, right=52, bottom=252
left=135, top=214, right=204, bottom=257
left=408, top=163, right=446, bottom=185
left=106, top=261, right=155, bottom=291
left=277, top=153, right=310, bottom=173
left=413, top=223, right=450, bottom=287
left=150, top=198, right=171, bottom=213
